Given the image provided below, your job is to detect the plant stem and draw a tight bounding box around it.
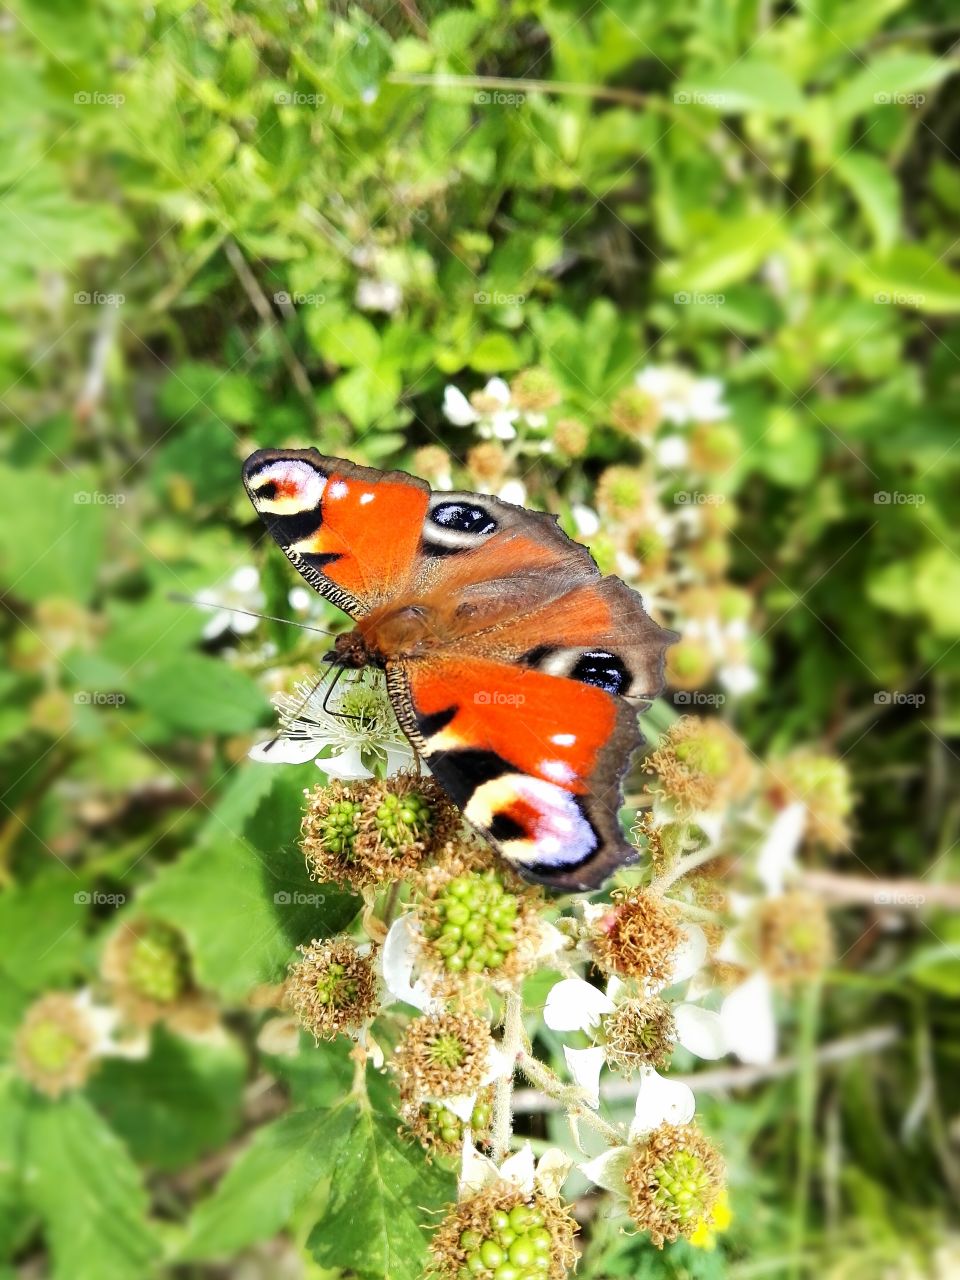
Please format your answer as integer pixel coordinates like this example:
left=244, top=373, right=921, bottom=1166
left=492, top=988, right=524, bottom=1163
left=517, top=1050, right=624, bottom=1146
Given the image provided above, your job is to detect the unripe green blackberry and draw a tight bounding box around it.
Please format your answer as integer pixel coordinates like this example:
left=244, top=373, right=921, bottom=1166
left=126, top=922, right=190, bottom=1004
left=286, top=938, right=378, bottom=1042
left=421, top=869, right=520, bottom=975
left=624, top=1123, right=724, bottom=1248
left=320, top=798, right=362, bottom=857
left=431, top=1189, right=577, bottom=1280
left=374, top=789, right=434, bottom=852
left=408, top=1092, right=494, bottom=1156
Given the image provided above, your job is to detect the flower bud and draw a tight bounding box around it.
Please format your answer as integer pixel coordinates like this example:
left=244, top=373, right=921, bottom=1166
left=14, top=994, right=95, bottom=1097
left=647, top=716, right=753, bottom=815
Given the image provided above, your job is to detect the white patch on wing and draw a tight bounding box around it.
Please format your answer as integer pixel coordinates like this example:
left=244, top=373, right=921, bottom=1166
left=328, top=479, right=349, bottom=499
left=359, top=491, right=375, bottom=505
left=540, top=759, right=576, bottom=783
left=551, top=733, right=576, bottom=746
left=251, top=459, right=326, bottom=514
left=465, top=773, right=597, bottom=868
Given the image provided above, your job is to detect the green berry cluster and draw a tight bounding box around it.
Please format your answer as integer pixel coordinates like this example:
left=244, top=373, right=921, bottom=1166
left=374, top=790, right=433, bottom=851
left=424, top=1096, right=492, bottom=1147
left=319, top=798, right=362, bottom=856
left=314, top=961, right=358, bottom=1007
left=458, top=1204, right=553, bottom=1278
left=653, top=1149, right=714, bottom=1228
left=422, top=870, right=519, bottom=974
left=127, top=924, right=189, bottom=1004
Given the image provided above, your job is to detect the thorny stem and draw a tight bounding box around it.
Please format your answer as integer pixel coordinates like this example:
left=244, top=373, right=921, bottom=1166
left=492, top=987, right=524, bottom=1163
left=518, top=1051, right=623, bottom=1146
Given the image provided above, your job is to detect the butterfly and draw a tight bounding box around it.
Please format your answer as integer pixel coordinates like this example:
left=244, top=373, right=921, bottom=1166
left=243, top=448, right=676, bottom=892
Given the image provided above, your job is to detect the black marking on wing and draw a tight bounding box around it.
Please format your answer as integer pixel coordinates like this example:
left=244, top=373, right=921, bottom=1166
left=488, top=812, right=527, bottom=842
left=262, top=507, right=324, bottom=545
left=430, top=501, right=498, bottom=535
left=299, top=551, right=344, bottom=573
left=570, top=650, right=629, bottom=695
left=428, top=748, right=510, bottom=810
left=518, top=644, right=558, bottom=668
left=416, top=705, right=457, bottom=738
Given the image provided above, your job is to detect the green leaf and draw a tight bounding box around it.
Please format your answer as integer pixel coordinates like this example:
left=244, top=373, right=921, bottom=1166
left=307, top=1095, right=455, bottom=1279
left=468, top=331, right=524, bottom=373
left=24, top=1095, right=160, bottom=1280
left=834, top=152, right=900, bottom=252
left=674, top=60, right=804, bottom=116
left=832, top=53, right=956, bottom=122
left=0, top=872, right=90, bottom=994
left=851, top=245, right=960, bottom=315
left=88, top=1028, right=246, bottom=1172
left=135, top=653, right=267, bottom=734
left=664, top=214, right=783, bottom=293
left=183, top=1104, right=354, bottom=1258
left=0, top=464, right=107, bottom=604
left=332, top=364, right=402, bottom=428
left=140, top=768, right=358, bottom=999
left=305, top=308, right=382, bottom=368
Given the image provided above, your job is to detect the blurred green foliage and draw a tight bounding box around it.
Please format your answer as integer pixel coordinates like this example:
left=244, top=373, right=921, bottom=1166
left=1, top=0, right=959, bottom=1277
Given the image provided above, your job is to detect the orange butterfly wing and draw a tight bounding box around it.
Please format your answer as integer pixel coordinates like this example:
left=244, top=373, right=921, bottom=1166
left=243, top=450, right=676, bottom=890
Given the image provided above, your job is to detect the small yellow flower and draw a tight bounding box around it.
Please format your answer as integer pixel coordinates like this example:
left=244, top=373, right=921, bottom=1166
left=689, top=1188, right=733, bottom=1250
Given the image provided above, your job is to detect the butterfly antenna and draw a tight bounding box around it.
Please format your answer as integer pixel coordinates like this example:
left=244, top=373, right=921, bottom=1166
left=168, top=591, right=340, bottom=638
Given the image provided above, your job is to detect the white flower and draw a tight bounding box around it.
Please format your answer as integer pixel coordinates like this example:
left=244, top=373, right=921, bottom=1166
left=248, top=670, right=414, bottom=779
left=630, top=1068, right=696, bottom=1135
left=196, top=565, right=265, bottom=640
left=442, top=378, right=519, bottom=440
left=74, top=989, right=149, bottom=1061
left=756, top=801, right=806, bottom=898
left=497, top=479, right=526, bottom=506
left=355, top=278, right=402, bottom=313
left=718, top=660, right=760, bottom=696
left=656, top=434, right=690, bottom=468
left=544, top=977, right=614, bottom=1033
left=571, top=504, right=601, bottom=538
left=564, top=1045, right=606, bottom=1108
left=635, top=365, right=729, bottom=426
left=460, top=1139, right=572, bottom=1199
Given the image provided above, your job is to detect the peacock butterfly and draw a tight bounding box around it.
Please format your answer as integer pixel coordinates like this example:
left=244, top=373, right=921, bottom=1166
left=243, top=448, right=676, bottom=891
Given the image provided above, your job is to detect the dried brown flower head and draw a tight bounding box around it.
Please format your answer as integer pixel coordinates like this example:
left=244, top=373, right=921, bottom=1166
left=286, top=937, right=379, bottom=1041
left=624, top=1123, right=724, bottom=1248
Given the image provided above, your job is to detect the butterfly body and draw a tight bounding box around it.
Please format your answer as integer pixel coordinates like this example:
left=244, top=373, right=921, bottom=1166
left=244, top=448, right=676, bottom=891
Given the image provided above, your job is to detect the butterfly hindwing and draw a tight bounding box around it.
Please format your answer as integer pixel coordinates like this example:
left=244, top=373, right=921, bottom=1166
left=388, top=654, right=644, bottom=892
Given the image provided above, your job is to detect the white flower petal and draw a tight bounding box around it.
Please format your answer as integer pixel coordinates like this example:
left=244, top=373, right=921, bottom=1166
left=381, top=916, right=439, bottom=1013
left=543, top=978, right=615, bottom=1033
left=498, top=480, right=526, bottom=506
left=535, top=1148, right=573, bottom=1198
left=482, top=1043, right=515, bottom=1085
left=718, top=661, right=759, bottom=697
left=318, top=744, right=375, bottom=780
left=201, top=611, right=230, bottom=640
left=571, top=504, right=601, bottom=537
left=721, top=972, right=777, bottom=1064
left=564, top=1046, right=605, bottom=1109
left=579, top=1145, right=632, bottom=1196
left=443, top=385, right=479, bottom=426
left=500, top=1143, right=536, bottom=1195
left=230, top=565, right=260, bottom=593
left=674, top=1004, right=726, bottom=1060
left=630, top=1069, right=696, bottom=1138
left=460, top=1139, right=500, bottom=1195
left=248, top=737, right=323, bottom=765
left=442, top=1093, right=479, bottom=1123
left=484, top=377, right=511, bottom=405
left=669, top=925, right=708, bottom=986
left=757, top=802, right=807, bottom=898
left=656, top=434, right=689, bottom=468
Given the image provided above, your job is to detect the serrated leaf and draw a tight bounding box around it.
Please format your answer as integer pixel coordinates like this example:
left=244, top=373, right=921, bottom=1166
left=0, top=872, right=89, bottom=994
left=832, top=53, right=956, bottom=122
left=183, top=1104, right=354, bottom=1258
left=308, top=1098, right=455, bottom=1279
left=851, top=245, right=960, bottom=315
left=664, top=214, right=782, bottom=293
left=24, top=1095, right=160, bottom=1280
left=140, top=768, right=358, bottom=998
left=88, top=1028, right=246, bottom=1172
